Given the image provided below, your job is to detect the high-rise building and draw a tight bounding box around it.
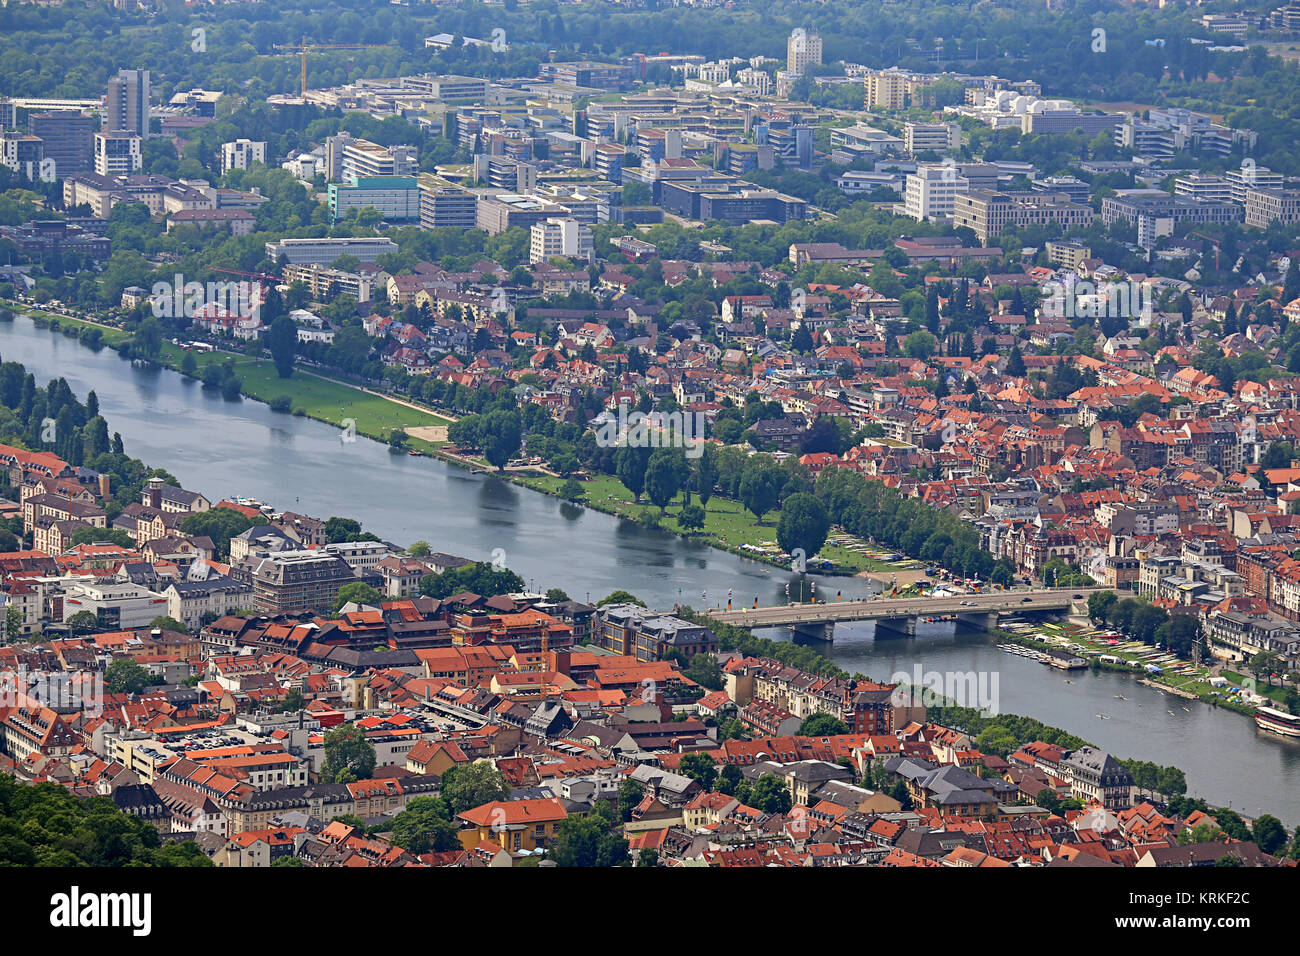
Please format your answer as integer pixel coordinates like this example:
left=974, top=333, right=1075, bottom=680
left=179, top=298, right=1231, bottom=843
left=27, top=112, right=95, bottom=177
left=105, top=69, right=150, bottom=137
left=786, top=30, right=822, bottom=75
left=93, top=132, right=141, bottom=176
left=417, top=174, right=478, bottom=229
left=864, top=71, right=909, bottom=110
left=325, top=133, right=417, bottom=183
left=221, top=139, right=267, bottom=174
left=904, top=121, right=961, bottom=156
left=328, top=176, right=420, bottom=223
left=0, top=131, right=45, bottom=180
left=530, top=217, right=594, bottom=265
left=904, top=163, right=969, bottom=223
left=952, top=190, right=1094, bottom=245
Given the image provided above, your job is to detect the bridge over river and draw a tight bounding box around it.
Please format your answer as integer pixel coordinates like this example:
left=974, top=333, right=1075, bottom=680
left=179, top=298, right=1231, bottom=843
left=709, top=588, right=1100, bottom=641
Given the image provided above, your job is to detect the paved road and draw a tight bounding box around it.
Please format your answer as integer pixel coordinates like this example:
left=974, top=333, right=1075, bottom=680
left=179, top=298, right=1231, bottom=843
left=710, top=587, right=1100, bottom=628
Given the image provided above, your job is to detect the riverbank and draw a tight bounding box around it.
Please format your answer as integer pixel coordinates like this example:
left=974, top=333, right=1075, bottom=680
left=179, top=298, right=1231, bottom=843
left=7, top=302, right=454, bottom=453
left=996, top=618, right=1261, bottom=720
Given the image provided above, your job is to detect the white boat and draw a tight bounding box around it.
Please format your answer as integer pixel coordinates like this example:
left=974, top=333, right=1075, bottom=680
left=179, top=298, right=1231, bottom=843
left=1255, top=706, right=1300, bottom=738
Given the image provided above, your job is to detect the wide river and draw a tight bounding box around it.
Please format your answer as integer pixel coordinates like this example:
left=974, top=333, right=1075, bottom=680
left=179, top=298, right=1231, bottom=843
left=3, top=314, right=1297, bottom=823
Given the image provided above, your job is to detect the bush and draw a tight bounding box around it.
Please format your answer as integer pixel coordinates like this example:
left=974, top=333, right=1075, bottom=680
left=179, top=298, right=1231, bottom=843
left=269, top=395, right=292, bottom=413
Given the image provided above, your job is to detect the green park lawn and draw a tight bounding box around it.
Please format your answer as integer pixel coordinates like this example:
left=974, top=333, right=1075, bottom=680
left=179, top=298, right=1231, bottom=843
left=4, top=302, right=452, bottom=442
left=22, top=310, right=134, bottom=348
left=152, top=344, right=450, bottom=442
left=517, top=471, right=888, bottom=574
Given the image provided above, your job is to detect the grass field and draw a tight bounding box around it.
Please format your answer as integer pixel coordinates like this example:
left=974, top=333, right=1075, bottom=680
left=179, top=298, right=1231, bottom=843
left=179, top=350, right=451, bottom=440
left=516, top=471, right=902, bottom=575
left=4, top=300, right=453, bottom=442
left=27, top=311, right=134, bottom=348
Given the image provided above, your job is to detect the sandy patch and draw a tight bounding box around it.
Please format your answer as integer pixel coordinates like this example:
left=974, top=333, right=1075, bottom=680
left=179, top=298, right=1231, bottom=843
left=405, top=425, right=448, bottom=442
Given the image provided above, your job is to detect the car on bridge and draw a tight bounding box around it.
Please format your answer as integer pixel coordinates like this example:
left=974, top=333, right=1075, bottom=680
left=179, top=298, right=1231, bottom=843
left=1021, top=597, right=1034, bottom=603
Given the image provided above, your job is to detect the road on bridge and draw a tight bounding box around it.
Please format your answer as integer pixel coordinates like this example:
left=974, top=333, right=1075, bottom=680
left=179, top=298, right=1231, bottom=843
left=708, top=587, right=1101, bottom=628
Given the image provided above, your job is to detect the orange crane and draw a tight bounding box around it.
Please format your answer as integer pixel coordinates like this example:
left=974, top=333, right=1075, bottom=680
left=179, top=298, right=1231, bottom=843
left=273, top=36, right=391, bottom=99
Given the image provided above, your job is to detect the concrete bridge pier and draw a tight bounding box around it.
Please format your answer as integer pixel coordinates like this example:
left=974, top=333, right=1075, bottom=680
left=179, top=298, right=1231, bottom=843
left=956, top=611, right=998, bottom=631
left=872, top=617, right=917, bottom=639
left=790, top=620, right=835, bottom=643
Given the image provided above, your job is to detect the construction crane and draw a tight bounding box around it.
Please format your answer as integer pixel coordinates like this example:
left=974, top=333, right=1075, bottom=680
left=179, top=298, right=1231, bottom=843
left=272, top=36, right=390, bottom=99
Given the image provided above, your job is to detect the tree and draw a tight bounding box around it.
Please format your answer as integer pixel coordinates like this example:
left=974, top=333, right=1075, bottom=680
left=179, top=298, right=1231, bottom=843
left=409, top=541, right=431, bottom=556
left=739, top=461, right=784, bottom=524
left=615, top=444, right=652, bottom=502
left=69, top=525, right=135, bottom=549
left=322, top=724, right=376, bottom=783
left=388, top=796, right=461, bottom=854
left=678, top=503, right=706, bottom=532
left=66, top=610, right=100, bottom=635
left=550, top=814, right=629, bottom=867
left=645, top=447, right=689, bottom=513
left=1252, top=814, right=1287, bottom=855
left=684, top=652, right=722, bottom=690
left=694, top=444, right=718, bottom=507
left=333, top=581, right=382, bottom=612
left=747, top=774, right=793, bottom=814
left=717, top=763, right=744, bottom=795
left=440, top=762, right=508, bottom=815
left=545, top=587, right=570, bottom=603
left=278, top=688, right=305, bottom=713
left=105, top=658, right=151, bottom=695
left=419, top=562, right=524, bottom=600
left=179, top=507, right=255, bottom=559
left=324, top=516, right=364, bottom=543
left=148, top=616, right=188, bottom=634
left=598, top=590, right=645, bottom=607
left=678, top=752, right=717, bottom=790
left=5, top=605, right=23, bottom=643
left=618, top=778, right=644, bottom=821
left=1006, top=346, right=1026, bottom=377
left=903, top=330, right=938, bottom=359
left=799, top=713, right=849, bottom=736
left=1088, top=591, right=1117, bottom=623
left=267, top=314, right=298, bottom=379
left=481, top=409, right=522, bottom=470
left=132, top=316, right=163, bottom=358
left=777, top=492, right=831, bottom=561
left=791, top=323, right=814, bottom=353
left=1154, top=614, right=1199, bottom=657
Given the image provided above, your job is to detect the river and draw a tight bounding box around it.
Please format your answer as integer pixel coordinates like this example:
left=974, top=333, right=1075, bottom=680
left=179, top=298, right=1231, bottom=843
left=3, top=314, right=1297, bottom=824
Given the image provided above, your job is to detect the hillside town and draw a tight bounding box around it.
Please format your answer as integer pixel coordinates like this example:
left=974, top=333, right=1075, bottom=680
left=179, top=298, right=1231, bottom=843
left=0, top=0, right=1298, bottom=893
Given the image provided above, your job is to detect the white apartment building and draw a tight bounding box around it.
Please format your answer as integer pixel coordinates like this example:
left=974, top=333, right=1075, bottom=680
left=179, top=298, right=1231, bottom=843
left=1173, top=173, right=1231, bottom=203
left=93, top=132, right=141, bottom=176
left=264, top=236, right=399, bottom=265
left=1226, top=164, right=1284, bottom=203
left=530, top=217, right=594, bottom=265
left=904, top=163, right=968, bottom=222
left=904, top=121, right=961, bottom=155
left=786, top=30, right=822, bottom=75
left=326, top=133, right=418, bottom=183
left=62, top=580, right=169, bottom=630
left=322, top=540, right=392, bottom=572
left=221, top=139, right=267, bottom=174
